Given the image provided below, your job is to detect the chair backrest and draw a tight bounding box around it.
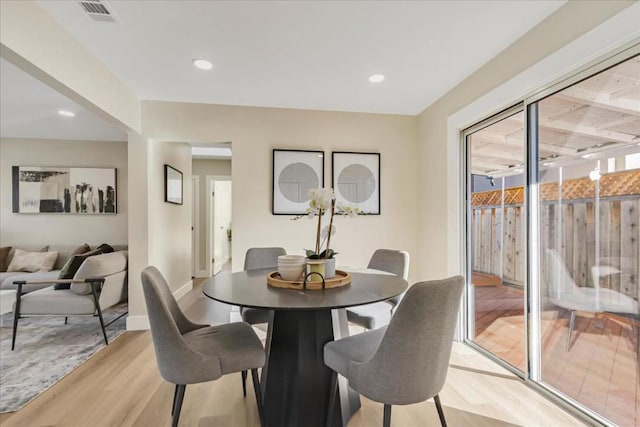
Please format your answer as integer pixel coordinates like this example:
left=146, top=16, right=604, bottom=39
left=367, top=249, right=410, bottom=280
left=350, top=276, right=464, bottom=405
left=141, top=266, right=221, bottom=384
left=367, top=249, right=410, bottom=307
left=545, top=248, right=578, bottom=300
left=244, top=247, right=286, bottom=271
left=73, top=251, right=127, bottom=309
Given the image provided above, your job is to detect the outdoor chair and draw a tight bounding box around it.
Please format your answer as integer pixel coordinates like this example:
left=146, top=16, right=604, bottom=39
left=325, top=276, right=464, bottom=427
left=141, top=266, right=266, bottom=427
left=546, top=248, right=638, bottom=351
left=347, top=249, right=410, bottom=329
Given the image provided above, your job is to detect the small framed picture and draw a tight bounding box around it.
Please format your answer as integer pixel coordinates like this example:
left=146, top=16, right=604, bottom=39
left=272, top=149, right=324, bottom=215
left=164, top=164, right=183, bottom=205
left=332, top=152, right=380, bottom=215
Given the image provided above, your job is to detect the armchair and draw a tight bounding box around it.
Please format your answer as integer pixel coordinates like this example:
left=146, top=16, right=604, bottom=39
left=11, top=251, right=128, bottom=350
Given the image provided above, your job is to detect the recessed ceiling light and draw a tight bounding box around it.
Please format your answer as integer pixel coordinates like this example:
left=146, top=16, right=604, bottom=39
left=193, top=59, right=213, bottom=70
left=57, top=110, right=75, bottom=117
left=368, top=74, right=385, bottom=83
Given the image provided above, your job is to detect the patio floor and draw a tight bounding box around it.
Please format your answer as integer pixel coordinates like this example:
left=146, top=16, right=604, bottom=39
left=473, top=284, right=639, bottom=427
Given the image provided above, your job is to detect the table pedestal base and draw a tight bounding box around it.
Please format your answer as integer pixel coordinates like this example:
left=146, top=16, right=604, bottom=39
left=261, top=309, right=360, bottom=427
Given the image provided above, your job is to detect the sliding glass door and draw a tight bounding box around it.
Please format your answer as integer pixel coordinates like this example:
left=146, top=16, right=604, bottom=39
left=466, top=108, right=527, bottom=373
left=465, top=52, right=639, bottom=425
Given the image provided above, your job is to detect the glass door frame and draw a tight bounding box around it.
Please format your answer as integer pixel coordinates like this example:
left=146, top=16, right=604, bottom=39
left=462, top=103, right=528, bottom=380
left=460, top=41, right=640, bottom=426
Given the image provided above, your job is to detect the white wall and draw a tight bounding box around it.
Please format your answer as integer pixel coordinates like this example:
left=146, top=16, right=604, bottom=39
left=142, top=102, right=419, bottom=280
left=0, top=137, right=127, bottom=246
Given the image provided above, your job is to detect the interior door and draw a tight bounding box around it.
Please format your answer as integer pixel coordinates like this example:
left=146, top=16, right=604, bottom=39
left=212, top=180, right=232, bottom=275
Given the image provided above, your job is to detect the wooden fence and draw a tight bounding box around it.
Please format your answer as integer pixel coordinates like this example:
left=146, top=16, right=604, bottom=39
left=471, top=169, right=639, bottom=300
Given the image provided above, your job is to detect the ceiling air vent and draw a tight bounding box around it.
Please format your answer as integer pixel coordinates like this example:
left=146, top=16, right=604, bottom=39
left=78, top=1, right=120, bottom=23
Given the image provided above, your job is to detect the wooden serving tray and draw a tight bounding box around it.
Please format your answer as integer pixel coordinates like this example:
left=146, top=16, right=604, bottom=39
left=267, top=270, right=351, bottom=290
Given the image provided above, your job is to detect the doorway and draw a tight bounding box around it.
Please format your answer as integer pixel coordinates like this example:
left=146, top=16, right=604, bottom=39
left=207, top=176, right=232, bottom=276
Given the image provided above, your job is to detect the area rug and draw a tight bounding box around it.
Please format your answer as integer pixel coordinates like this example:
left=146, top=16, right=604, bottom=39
left=0, top=304, right=127, bottom=413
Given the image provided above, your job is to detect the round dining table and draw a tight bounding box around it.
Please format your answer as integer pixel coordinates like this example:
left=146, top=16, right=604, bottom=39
left=203, top=267, right=407, bottom=427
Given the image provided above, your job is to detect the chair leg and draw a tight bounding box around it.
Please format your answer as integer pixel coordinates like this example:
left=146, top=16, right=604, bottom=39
left=326, top=370, right=338, bottom=427
left=171, top=384, right=179, bottom=415
left=566, top=310, right=576, bottom=351
left=11, top=289, right=22, bottom=351
left=172, top=384, right=186, bottom=427
left=242, top=370, right=247, bottom=397
left=383, top=404, right=391, bottom=427
left=90, top=281, right=109, bottom=346
left=251, top=369, right=265, bottom=427
left=434, top=394, right=447, bottom=427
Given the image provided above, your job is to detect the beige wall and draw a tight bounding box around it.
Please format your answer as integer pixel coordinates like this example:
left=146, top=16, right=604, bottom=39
left=142, top=102, right=420, bottom=280
left=416, top=0, right=637, bottom=281
left=149, top=141, right=193, bottom=292
left=192, top=159, right=232, bottom=273
left=0, top=137, right=128, bottom=247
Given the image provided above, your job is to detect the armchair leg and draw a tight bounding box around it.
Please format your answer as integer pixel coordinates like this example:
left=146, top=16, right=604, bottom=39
left=567, top=310, right=576, bottom=351
left=251, top=369, right=264, bottom=427
left=434, top=394, right=447, bottom=427
left=90, top=280, right=109, bottom=346
left=11, top=286, right=22, bottom=351
left=383, top=404, right=391, bottom=427
left=172, top=384, right=186, bottom=427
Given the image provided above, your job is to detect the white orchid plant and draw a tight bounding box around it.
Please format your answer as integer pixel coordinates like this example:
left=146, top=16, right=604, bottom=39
left=294, top=188, right=360, bottom=259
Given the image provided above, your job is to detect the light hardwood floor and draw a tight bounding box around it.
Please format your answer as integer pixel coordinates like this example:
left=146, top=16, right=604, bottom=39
left=0, top=278, right=587, bottom=427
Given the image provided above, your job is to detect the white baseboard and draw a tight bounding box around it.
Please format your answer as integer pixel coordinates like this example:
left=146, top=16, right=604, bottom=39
left=126, top=279, right=193, bottom=331
left=126, top=315, right=150, bottom=331
left=194, top=269, right=209, bottom=279
left=173, top=279, right=193, bottom=301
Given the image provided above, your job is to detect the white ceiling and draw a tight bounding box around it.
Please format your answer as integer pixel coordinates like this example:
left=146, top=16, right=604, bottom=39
left=38, top=0, right=565, bottom=115
left=0, top=58, right=126, bottom=141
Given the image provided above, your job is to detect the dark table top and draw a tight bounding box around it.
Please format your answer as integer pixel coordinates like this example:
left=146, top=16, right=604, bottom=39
left=202, top=267, right=408, bottom=311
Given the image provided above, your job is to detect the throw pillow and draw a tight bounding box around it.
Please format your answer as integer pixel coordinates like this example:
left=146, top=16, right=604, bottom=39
left=95, top=243, right=115, bottom=254
left=72, top=243, right=91, bottom=256
left=7, top=249, right=58, bottom=273
left=55, top=245, right=97, bottom=289
left=0, top=246, right=12, bottom=272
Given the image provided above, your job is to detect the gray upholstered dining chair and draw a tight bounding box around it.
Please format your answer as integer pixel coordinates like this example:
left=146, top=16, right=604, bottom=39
left=141, top=266, right=266, bottom=427
left=346, top=249, right=410, bottom=329
left=325, top=276, right=464, bottom=427
left=239, top=247, right=286, bottom=395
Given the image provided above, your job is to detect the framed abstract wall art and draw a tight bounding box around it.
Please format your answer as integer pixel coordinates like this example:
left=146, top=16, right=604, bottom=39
left=332, top=151, right=380, bottom=215
left=272, top=149, right=324, bottom=215
left=12, top=166, right=117, bottom=214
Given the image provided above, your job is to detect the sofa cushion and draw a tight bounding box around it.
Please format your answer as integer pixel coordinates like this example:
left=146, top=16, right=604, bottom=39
left=70, top=251, right=127, bottom=295
left=0, top=247, right=11, bottom=272
left=7, top=249, right=58, bottom=273
left=18, top=287, right=97, bottom=315
left=0, top=270, right=61, bottom=293
left=6, top=246, right=48, bottom=267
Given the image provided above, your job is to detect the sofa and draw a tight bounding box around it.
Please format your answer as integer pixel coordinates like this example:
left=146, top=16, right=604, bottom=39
left=0, top=244, right=127, bottom=294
